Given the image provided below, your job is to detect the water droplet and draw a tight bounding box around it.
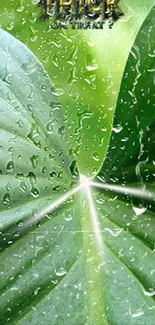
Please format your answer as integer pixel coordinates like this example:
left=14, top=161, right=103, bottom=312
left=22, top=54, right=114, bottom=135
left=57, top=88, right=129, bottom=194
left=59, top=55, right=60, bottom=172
left=28, top=83, right=34, bottom=100
left=27, top=123, right=41, bottom=148
left=8, top=147, right=14, bottom=153
left=101, top=127, right=107, bottom=132
left=105, top=228, right=123, bottom=237
left=132, top=206, right=147, bottom=216
left=113, top=125, right=123, bottom=133
left=58, top=126, right=65, bottom=137
left=92, top=152, right=100, bottom=162
left=33, top=272, right=39, bottom=279
left=16, top=4, right=24, bottom=12
left=6, top=161, right=14, bottom=172
left=42, top=167, right=47, bottom=174
left=45, top=120, right=54, bottom=134
left=121, top=137, right=129, bottom=142
left=34, top=287, right=41, bottom=296
left=132, top=310, right=144, bottom=318
left=52, top=186, right=61, bottom=193
left=30, top=187, right=40, bottom=198
left=16, top=119, right=24, bottom=128
left=27, top=104, right=34, bottom=117
left=53, top=53, right=59, bottom=67
left=56, top=267, right=67, bottom=277
left=86, top=54, right=98, bottom=71
left=143, top=289, right=155, bottom=297
left=3, top=193, right=11, bottom=205
left=50, top=171, right=57, bottom=178
left=52, top=85, right=65, bottom=96
left=30, top=155, right=39, bottom=169
left=69, top=160, right=78, bottom=178
left=86, top=63, right=98, bottom=71
left=7, top=22, right=14, bottom=31
left=17, top=221, right=24, bottom=227
left=20, top=180, right=27, bottom=193
left=64, top=214, right=72, bottom=221
left=58, top=171, right=63, bottom=179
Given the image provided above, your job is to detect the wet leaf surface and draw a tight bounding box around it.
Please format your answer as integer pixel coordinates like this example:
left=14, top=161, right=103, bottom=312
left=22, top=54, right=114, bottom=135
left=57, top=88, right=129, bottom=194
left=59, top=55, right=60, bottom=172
left=0, top=3, right=155, bottom=325
left=100, top=6, right=155, bottom=185
left=0, top=0, right=154, bottom=175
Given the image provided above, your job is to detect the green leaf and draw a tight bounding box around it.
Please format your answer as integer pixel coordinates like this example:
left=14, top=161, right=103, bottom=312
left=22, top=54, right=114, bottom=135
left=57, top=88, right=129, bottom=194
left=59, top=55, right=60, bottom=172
left=0, top=0, right=154, bottom=175
left=100, top=5, right=155, bottom=185
left=0, top=28, right=77, bottom=232
left=1, top=5, right=155, bottom=325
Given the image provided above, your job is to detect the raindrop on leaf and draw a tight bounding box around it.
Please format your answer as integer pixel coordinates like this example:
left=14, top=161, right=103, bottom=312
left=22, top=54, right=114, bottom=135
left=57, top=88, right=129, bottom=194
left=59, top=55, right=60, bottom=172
left=3, top=193, right=11, bottom=205
left=92, top=152, right=100, bottom=162
left=56, top=267, right=67, bottom=277
left=30, top=187, right=40, bottom=198
left=6, top=161, right=14, bottom=172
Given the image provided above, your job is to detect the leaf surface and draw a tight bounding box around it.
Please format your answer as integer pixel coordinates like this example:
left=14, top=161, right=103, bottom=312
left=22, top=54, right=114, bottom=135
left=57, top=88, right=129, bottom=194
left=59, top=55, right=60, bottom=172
left=0, top=28, right=76, bottom=236
left=100, top=5, right=155, bottom=185
left=0, top=0, right=154, bottom=175
left=1, top=6, right=155, bottom=325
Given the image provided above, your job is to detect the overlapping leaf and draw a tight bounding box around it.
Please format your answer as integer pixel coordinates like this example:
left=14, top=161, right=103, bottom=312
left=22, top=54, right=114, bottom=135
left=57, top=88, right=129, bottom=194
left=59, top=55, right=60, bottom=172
left=0, top=5, right=155, bottom=325
left=0, top=28, right=77, bottom=245
left=100, top=5, right=155, bottom=187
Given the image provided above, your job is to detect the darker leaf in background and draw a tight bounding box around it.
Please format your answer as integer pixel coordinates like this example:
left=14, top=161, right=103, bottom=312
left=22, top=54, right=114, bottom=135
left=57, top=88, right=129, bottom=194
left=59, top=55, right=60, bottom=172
left=100, top=6, right=155, bottom=188
left=91, top=7, right=155, bottom=324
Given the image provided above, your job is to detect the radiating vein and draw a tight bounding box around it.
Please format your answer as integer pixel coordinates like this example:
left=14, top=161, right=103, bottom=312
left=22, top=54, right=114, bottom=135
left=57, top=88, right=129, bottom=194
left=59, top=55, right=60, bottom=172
left=91, top=181, right=155, bottom=200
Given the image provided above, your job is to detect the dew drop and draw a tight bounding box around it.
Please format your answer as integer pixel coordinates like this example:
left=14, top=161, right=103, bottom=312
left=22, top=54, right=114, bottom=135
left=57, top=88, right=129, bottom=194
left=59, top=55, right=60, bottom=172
left=45, top=120, right=54, bottom=134
left=30, top=187, right=40, bottom=198
left=105, top=228, right=123, bottom=237
left=52, top=85, right=65, bottom=96
left=113, top=125, right=123, bottom=133
left=86, top=63, right=98, bottom=71
left=64, top=214, right=72, bottom=221
left=42, top=167, right=47, bottom=174
left=132, top=206, right=147, bottom=216
left=52, top=186, right=61, bottom=193
left=6, top=161, right=14, bottom=172
left=56, top=267, right=67, bottom=277
left=16, top=119, right=24, bottom=128
left=8, top=147, right=14, bottom=153
left=143, top=289, right=155, bottom=297
left=69, top=160, right=78, bottom=178
left=3, top=193, right=11, bottom=205
left=30, top=155, right=39, bottom=169
left=101, top=127, right=107, bottom=132
left=92, top=152, right=100, bottom=162
left=27, top=104, right=34, bottom=117
left=34, top=287, right=41, bottom=296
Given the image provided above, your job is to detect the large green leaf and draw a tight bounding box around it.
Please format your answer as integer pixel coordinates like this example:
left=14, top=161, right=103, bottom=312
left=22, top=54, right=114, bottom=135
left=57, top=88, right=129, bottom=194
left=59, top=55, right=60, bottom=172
left=100, top=5, right=155, bottom=185
left=0, top=28, right=77, bottom=235
left=0, top=0, right=154, bottom=175
left=1, top=5, right=155, bottom=325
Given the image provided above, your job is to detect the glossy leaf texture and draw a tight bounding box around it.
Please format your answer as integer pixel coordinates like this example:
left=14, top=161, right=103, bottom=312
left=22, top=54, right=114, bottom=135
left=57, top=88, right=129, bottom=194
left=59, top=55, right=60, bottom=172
left=92, top=6, right=155, bottom=322
left=0, top=28, right=77, bottom=242
left=99, top=5, right=155, bottom=187
left=0, top=0, right=154, bottom=176
left=1, top=6, right=155, bottom=325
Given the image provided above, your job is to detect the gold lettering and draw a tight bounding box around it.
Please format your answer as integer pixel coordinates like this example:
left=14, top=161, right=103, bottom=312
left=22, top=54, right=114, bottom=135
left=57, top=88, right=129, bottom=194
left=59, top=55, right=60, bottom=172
left=60, top=0, right=72, bottom=6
